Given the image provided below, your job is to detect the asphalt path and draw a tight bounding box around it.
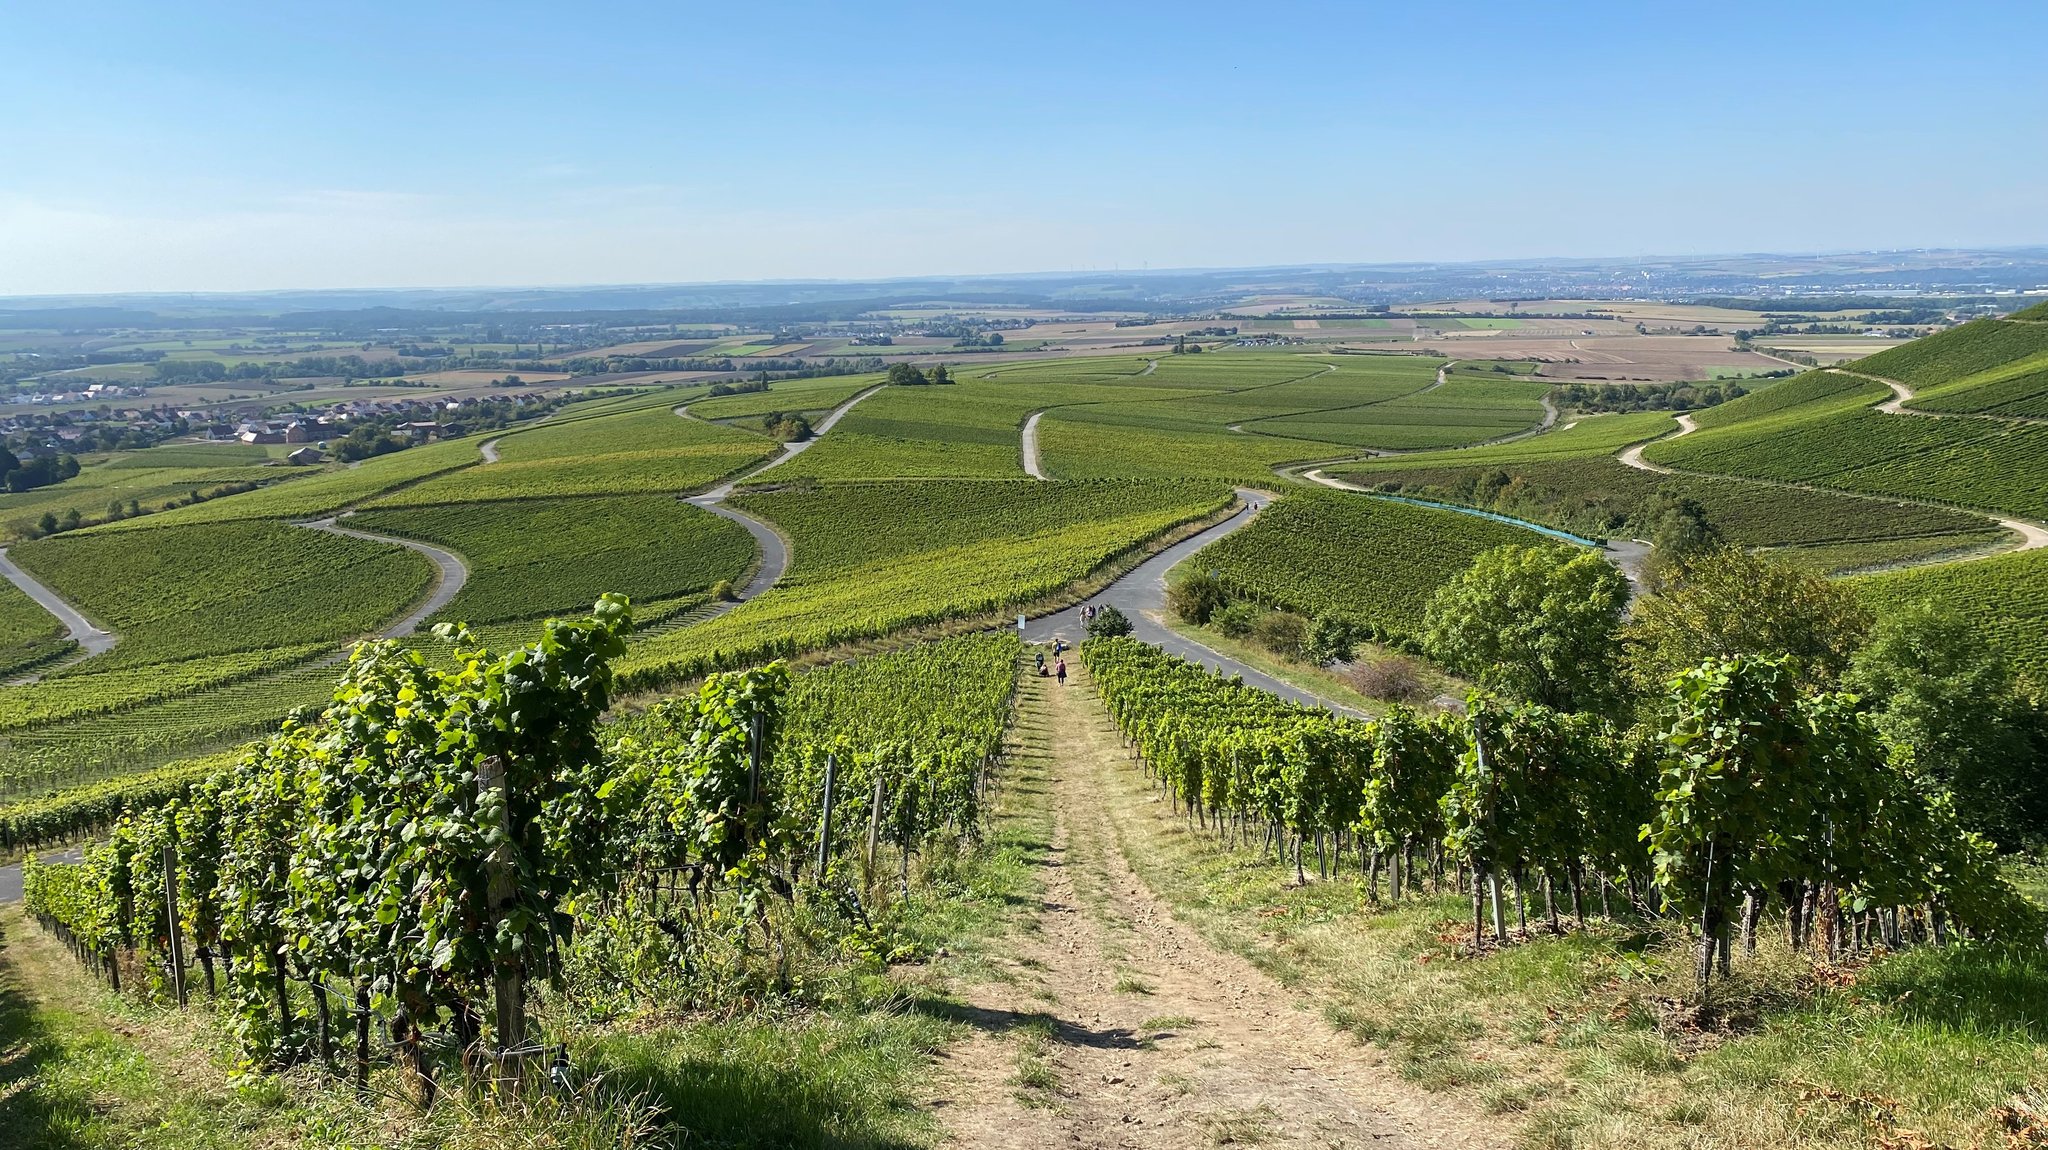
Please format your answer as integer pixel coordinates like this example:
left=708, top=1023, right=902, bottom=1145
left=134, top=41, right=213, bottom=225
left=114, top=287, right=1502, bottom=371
left=0, top=546, right=117, bottom=659
left=1019, top=489, right=1360, bottom=715
left=0, top=847, right=82, bottom=904
left=298, top=517, right=470, bottom=637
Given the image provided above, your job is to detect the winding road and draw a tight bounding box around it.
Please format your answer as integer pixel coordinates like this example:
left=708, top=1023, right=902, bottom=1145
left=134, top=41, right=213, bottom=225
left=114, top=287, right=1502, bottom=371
left=298, top=518, right=470, bottom=638
left=673, top=384, right=890, bottom=620
left=1615, top=381, right=2048, bottom=559
left=1020, top=489, right=1361, bottom=715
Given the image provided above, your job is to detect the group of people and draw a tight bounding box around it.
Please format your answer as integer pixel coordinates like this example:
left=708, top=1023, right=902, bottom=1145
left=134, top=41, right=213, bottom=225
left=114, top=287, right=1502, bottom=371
left=1033, top=645, right=1068, bottom=685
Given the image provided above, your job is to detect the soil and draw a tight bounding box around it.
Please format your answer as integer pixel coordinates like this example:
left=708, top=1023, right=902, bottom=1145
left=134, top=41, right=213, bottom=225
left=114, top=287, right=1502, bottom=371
left=927, top=662, right=1505, bottom=1149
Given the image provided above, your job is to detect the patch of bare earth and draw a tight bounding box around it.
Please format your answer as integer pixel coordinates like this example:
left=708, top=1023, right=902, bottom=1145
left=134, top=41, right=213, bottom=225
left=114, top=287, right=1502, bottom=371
left=929, top=665, right=1503, bottom=1149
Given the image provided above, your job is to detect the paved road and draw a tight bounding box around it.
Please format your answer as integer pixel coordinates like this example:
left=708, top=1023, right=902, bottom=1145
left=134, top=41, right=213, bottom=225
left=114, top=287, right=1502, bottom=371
left=299, top=518, right=470, bottom=637
left=1617, top=412, right=1697, bottom=474
left=0, top=545, right=118, bottom=661
left=1021, top=411, right=1048, bottom=479
left=1020, top=489, right=1361, bottom=715
left=0, top=846, right=81, bottom=904
left=676, top=384, right=888, bottom=622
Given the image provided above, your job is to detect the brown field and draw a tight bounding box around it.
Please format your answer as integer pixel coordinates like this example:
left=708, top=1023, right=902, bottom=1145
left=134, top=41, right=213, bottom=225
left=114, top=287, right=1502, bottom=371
left=1750, top=337, right=1908, bottom=364
left=1407, top=333, right=1785, bottom=383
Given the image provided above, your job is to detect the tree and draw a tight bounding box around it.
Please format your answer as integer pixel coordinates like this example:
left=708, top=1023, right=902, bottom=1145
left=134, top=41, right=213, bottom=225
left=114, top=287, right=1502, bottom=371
left=1086, top=605, right=1133, bottom=639
left=1845, top=600, right=2043, bottom=847
left=930, top=363, right=952, bottom=385
left=1634, top=493, right=1720, bottom=589
left=1624, top=546, right=1870, bottom=695
left=885, top=363, right=929, bottom=386
left=1167, top=572, right=1227, bottom=625
left=1422, top=543, right=1630, bottom=714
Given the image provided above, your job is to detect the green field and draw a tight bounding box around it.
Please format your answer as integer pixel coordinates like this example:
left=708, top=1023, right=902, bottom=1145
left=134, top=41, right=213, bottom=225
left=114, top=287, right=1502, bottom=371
left=1192, top=489, right=1536, bottom=642
left=9, top=520, right=432, bottom=669
left=618, top=478, right=1229, bottom=686
left=0, top=579, right=73, bottom=679
left=350, top=496, right=755, bottom=625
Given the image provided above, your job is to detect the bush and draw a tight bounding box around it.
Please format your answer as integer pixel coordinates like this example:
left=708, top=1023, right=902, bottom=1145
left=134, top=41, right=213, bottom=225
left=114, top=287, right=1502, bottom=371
left=1213, top=601, right=1264, bottom=639
left=710, top=579, right=737, bottom=602
left=1251, top=611, right=1310, bottom=660
left=1306, top=614, right=1355, bottom=666
left=1168, top=572, right=1228, bottom=625
left=1347, top=655, right=1431, bottom=703
left=1086, top=604, right=1133, bottom=639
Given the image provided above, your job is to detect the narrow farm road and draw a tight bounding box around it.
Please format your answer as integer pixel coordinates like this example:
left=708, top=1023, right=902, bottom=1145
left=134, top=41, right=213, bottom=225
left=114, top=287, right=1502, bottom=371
left=1021, top=411, right=1049, bottom=479
left=299, top=518, right=469, bottom=637
left=1021, top=490, right=1357, bottom=715
left=0, top=547, right=117, bottom=658
left=929, top=662, right=1498, bottom=1150
left=1616, top=412, right=1696, bottom=474
left=479, top=436, right=504, bottom=463
left=668, top=383, right=889, bottom=623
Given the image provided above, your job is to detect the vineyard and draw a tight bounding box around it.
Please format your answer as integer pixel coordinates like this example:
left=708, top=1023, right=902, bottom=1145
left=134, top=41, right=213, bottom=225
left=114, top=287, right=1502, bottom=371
left=1253, top=375, right=1549, bottom=450
left=1909, top=356, right=2048, bottom=417
left=0, top=577, right=74, bottom=678
left=1341, top=455, right=1994, bottom=567
left=618, top=479, right=1230, bottom=687
left=1082, top=636, right=2036, bottom=965
left=1856, top=546, right=2048, bottom=682
left=1849, top=318, right=2048, bottom=387
left=348, top=496, right=755, bottom=625
left=9, top=519, right=434, bottom=668
left=20, top=607, right=1022, bottom=1093
left=1188, top=490, right=1531, bottom=645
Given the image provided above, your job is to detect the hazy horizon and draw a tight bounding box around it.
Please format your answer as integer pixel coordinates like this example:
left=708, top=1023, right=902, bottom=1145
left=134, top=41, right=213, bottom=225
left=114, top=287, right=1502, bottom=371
left=5, top=0, right=2044, bottom=295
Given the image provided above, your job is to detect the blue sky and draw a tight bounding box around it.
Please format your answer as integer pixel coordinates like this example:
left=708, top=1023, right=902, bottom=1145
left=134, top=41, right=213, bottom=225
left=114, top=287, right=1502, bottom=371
left=3, top=1, right=2044, bottom=293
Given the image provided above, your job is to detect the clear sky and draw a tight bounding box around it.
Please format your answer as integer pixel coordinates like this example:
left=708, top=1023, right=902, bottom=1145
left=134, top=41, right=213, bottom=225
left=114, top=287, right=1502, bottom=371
left=3, top=1, right=2044, bottom=294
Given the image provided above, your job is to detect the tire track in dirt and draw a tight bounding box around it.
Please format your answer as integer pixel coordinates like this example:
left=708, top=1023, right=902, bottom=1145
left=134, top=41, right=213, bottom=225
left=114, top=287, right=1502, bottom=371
left=931, top=662, right=1500, bottom=1149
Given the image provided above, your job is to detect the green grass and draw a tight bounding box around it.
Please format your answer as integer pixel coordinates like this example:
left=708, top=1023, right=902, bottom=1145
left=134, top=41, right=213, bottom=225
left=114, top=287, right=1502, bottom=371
left=349, top=495, right=756, bottom=625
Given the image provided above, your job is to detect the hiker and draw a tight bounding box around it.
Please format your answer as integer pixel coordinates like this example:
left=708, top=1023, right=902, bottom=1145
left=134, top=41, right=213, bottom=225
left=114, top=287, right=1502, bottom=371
left=1055, top=658, right=1067, bottom=686
left=1034, top=650, right=1046, bottom=674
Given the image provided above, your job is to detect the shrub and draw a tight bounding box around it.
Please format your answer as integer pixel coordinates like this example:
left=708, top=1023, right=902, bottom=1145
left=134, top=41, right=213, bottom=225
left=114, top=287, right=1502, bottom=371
left=1213, top=601, right=1264, bottom=639
left=1305, top=613, right=1355, bottom=666
left=710, top=579, right=737, bottom=602
left=1086, top=604, right=1133, bottom=639
left=1168, top=572, right=1228, bottom=625
left=1252, top=610, right=1310, bottom=660
left=1347, top=655, right=1430, bottom=703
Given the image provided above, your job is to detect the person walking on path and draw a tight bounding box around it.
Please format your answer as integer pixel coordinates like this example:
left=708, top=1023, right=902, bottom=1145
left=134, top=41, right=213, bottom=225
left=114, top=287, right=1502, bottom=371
left=1055, top=658, right=1068, bottom=686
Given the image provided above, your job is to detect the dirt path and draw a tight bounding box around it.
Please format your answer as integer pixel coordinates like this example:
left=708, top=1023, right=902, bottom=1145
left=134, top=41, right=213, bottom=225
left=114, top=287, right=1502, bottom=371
left=931, top=664, right=1496, bottom=1149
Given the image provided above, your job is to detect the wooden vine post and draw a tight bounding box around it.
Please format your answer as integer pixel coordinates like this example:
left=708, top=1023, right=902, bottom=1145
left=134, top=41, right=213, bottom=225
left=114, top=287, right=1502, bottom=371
left=815, top=753, right=839, bottom=880
left=161, top=844, right=188, bottom=1007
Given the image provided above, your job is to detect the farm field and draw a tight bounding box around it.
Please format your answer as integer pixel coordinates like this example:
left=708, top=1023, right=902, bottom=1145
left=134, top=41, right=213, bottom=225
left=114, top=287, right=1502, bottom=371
left=8, top=519, right=432, bottom=669
left=1192, top=489, right=1533, bottom=643
left=348, top=496, right=754, bottom=625
left=0, top=578, right=73, bottom=678
left=617, top=478, right=1230, bottom=686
